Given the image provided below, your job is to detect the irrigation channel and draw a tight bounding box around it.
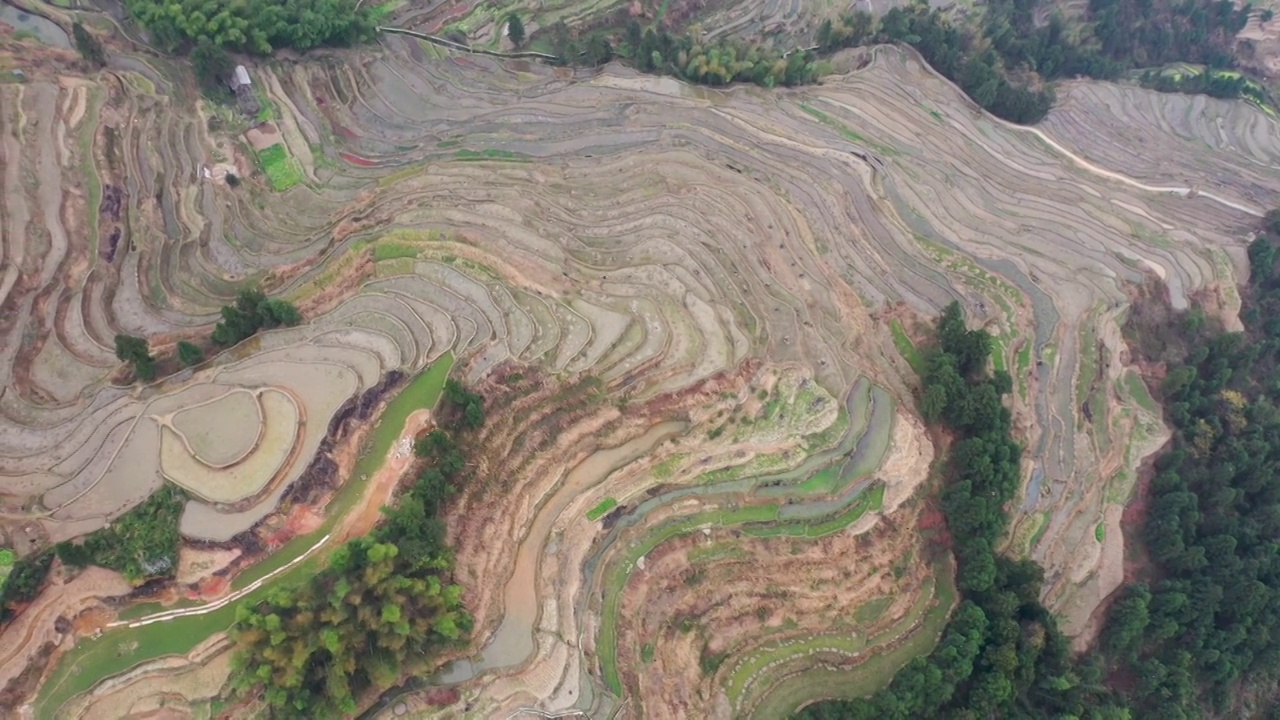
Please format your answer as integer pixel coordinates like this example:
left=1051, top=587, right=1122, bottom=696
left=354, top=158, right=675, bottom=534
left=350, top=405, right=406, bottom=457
left=31, top=354, right=456, bottom=720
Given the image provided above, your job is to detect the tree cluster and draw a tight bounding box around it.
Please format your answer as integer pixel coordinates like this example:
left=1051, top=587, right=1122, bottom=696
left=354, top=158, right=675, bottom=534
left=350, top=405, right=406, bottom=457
left=212, top=288, right=303, bottom=346
left=54, top=485, right=186, bottom=583
left=231, top=380, right=486, bottom=716
left=626, top=21, right=818, bottom=87
left=1139, top=68, right=1266, bottom=104
left=123, top=0, right=377, bottom=54
left=0, top=552, right=53, bottom=621
left=543, top=20, right=819, bottom=89
left=1087, top=0, right=1248, bottom=70
left=797, top=303, right=1126, bottom=718
left=72, top=22, right=107, bottom=68
left=1100, top=213, right=1280, bottom=714
left=115, top=333, right=158, bottom=382
left=191, top=40, right=236, bottom=97
left=374, top=380, right=485, bottom=559
left=815, top=5, right=1054, bottom=123
left=540, top=20, right=618, bottom=68
left=178, top=340, right=205, bottom=367
left=441, top=378, right=486, bottom=430
left=230, top=539, right=468, bottom=716
left=815, top=0, right=1259, bottom=124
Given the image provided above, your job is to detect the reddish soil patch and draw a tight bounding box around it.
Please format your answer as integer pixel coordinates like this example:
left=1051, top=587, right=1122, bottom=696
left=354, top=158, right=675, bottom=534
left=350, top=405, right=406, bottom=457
left=72, top=607, right=113, bottom=635
left=339, top=152, right=380, bottom=167
left=1119, top=439, right=1166, bottom=585
left=340, top=410, right=433, bottom=543
left=422, top=687, right=461, bottom=706
left=423, top=3, right=473, bottom=33
left=189, top=575, right=230, bottom=601
left=256, top=503, right=324, bottom=552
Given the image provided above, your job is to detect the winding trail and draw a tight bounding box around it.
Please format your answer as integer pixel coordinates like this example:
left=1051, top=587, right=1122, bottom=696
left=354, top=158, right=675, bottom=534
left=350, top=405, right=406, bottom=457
left=1012, top=119, right=1266, bottom=217
left=107, top=533, right=331, bottom=630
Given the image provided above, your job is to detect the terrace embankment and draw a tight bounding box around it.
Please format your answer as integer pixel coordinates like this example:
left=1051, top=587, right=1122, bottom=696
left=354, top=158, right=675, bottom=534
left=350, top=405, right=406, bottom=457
left=1, top=24, right=1277, bottom=718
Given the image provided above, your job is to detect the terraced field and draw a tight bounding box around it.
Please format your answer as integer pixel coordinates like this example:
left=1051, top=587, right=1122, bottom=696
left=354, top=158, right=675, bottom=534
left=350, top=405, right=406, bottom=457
left=0, top=13, right=1278, bottom=719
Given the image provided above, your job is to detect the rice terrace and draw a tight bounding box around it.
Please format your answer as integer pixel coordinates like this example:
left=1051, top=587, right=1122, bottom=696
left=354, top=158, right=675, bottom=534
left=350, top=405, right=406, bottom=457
left=2, top=0, right=1280, bottom=715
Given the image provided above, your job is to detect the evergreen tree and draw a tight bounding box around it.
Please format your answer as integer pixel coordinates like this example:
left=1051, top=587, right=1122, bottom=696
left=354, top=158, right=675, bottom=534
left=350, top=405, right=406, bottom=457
left=115, top=334, right=157, bottom=382
left=177, top=341, right=204, bottom=367
left=72, top=22, right=107, bottom=67
left=506, top=13, right=525, bottom=47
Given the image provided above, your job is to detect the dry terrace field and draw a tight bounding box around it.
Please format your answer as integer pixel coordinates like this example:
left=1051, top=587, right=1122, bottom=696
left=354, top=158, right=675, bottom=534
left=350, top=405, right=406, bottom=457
left=0, top=12, right=1277, bottom=719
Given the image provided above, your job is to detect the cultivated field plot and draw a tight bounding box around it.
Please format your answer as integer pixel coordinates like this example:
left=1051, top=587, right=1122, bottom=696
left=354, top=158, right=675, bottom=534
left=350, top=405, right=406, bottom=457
left=1, top=22, right=1278, bottom=720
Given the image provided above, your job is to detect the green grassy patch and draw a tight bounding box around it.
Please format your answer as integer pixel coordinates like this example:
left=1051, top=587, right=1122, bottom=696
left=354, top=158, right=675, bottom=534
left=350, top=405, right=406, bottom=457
left=375, top=257, right=415, bottom=277
left=587, top=497, right=619, bottom=521
left=745, top=484, right=885, bottom=539
left=990, top=333, right=1008, bottom=375
left=1095, top=523, right=1106, bottom=542
left=1017, top=340, right=1033, bottom=400
left=0, top=549, right=13, bottom=584
left=793, top=465, right=841, bottom=495
left=256, top=143, right=304, bottom=191
left=1121, top=370, right=1159, bottom=414
left=852, top=595, right=894, bottom=625
left=1076, top=319, right=1101, bottom=420
left=799, top=103, right=897, bottom=156
left=35, top=600, right=249, bottom=720
left=1029, top=511, right=1052, bottom=550
left=373, top=242, right=420, bottom=262
left=80, top=89, right=102, bottom=258
left=890, top=319, right=923, bottom=373
left=651, top=453, right=687, bottom=480
left=687, top=544, right=748, bottom=565
left=454, top=148, right=530, bottom=162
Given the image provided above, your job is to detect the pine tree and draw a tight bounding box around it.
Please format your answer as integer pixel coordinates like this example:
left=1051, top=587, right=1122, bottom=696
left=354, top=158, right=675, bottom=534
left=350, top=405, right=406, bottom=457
left=177, top=341, right=204, bottom=367
left=506, top=13, right=525, bottom=47
left=72, top=22, right=107, bottom=68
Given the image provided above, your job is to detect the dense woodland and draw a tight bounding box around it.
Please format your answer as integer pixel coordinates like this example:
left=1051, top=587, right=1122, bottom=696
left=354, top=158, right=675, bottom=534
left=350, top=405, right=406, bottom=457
left=1102, top=211, right=1280, bottom=716
left=122, top=0, right=1259, bottom=117
left=797, top=304, right=1125, bottom=718
left=537, top=20, right=820, bottom=88
left=124, top=0, right=377, bottom=54
left=230, top=379, right=484, bottom=716
left=0, top=553, right=52, bottom=621
left=54, top=485, right=187, bottom=583
left=801, top=213, right=1280, bottom=717
left=530, top=0, right=1259, bottom=122
left=813, top=0, right=1255, bottom=123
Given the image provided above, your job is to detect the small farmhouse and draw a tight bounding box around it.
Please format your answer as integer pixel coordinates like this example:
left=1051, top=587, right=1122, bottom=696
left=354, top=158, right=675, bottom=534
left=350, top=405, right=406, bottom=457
left=228, top=65, right=261, bottom=117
